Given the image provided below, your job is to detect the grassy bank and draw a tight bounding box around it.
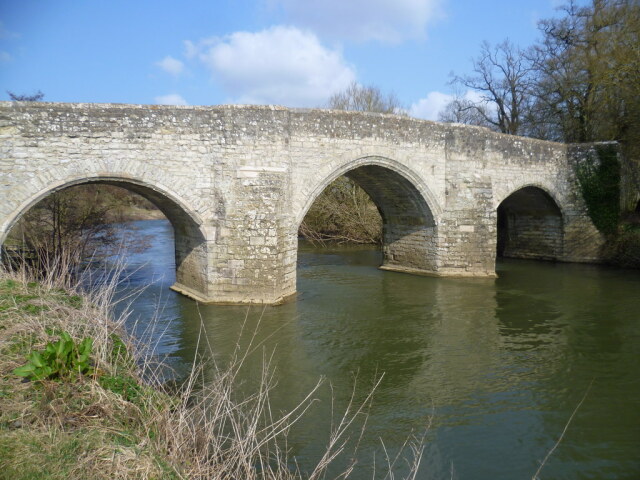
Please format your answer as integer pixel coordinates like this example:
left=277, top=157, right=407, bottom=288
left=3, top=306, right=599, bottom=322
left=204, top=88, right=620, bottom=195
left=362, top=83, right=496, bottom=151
left=0, top=269, right=424, bottom=479
left=0, top=274, right=183, bottom=479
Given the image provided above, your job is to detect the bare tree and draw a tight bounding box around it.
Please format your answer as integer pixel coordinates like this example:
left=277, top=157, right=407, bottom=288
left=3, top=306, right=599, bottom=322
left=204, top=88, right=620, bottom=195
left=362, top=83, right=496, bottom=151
left=530, top=0, right=640, bottom=207
left=7, top=90, right=44, bottom=101
left=449, top=40, right=535, bottom=135
left=437, top=94, right=494, bottom=129
left=328, top=81, right=405, bottom=115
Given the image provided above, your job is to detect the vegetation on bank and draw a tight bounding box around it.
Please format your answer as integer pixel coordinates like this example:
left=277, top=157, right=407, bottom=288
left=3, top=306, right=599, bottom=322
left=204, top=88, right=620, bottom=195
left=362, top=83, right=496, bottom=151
left=299, top=177, right=382, bottom=245
left=3, top=184, right=162, bottom=277
left=576, top=143, right=640, bottom=268
left=0, top=273, right=180, bottom=478
left=0, top=267, right=425, bottom=479
left=603, top=212, right=640, bottom=268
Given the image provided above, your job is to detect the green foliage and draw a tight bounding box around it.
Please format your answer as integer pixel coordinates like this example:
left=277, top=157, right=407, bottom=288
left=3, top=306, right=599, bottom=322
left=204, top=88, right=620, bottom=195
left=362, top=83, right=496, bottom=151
left=20, top=303, right=48, bottom=314
left=109, top=332, right=128, bottom=359
left=577, top=145, right=620, bottom=235
left=99, top=374, right=143, bottom=403
left=13, top=332, right=93, bottom=381
left=99, top=334, right=145, bottom=403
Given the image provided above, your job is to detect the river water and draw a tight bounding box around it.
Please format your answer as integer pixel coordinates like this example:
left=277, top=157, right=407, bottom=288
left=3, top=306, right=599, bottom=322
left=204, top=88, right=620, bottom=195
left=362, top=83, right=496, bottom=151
left=113, top=219, right=639, bottom=479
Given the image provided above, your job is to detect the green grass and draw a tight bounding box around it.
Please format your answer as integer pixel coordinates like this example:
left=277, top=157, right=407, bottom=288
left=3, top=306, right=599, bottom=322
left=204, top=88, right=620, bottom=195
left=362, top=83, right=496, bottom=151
left=0, top=427, right=177, bottom=480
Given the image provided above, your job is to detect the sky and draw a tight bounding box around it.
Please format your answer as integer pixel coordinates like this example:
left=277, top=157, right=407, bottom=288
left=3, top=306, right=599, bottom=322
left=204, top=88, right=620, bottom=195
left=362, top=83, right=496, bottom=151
left=0, top=0, right=580, bottom=120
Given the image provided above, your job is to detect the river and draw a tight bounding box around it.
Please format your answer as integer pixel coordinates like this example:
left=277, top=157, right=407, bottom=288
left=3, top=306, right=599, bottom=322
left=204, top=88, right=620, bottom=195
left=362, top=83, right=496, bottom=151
left=112, top=219, right=640, bottom=479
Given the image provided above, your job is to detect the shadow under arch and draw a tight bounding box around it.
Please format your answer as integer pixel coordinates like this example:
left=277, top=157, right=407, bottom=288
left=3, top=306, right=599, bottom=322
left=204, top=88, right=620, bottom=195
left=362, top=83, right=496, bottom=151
left=296, top=157, right=439, bottom=275
left=2, top=176, right=210, bottom=300
left=497, top=185, right=564, bottom=260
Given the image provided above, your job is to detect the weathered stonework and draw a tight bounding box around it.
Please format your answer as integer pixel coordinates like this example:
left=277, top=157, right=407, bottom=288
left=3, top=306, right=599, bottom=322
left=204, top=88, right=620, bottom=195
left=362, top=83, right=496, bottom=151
left=0, top=102, right=607, bottom=304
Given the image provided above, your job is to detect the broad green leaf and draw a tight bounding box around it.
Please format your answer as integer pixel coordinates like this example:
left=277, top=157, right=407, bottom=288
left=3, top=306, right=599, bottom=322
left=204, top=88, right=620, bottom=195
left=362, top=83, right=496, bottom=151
left=13, top=364, right=36, bottom=377
left=29, top=351, right=44, bottom=368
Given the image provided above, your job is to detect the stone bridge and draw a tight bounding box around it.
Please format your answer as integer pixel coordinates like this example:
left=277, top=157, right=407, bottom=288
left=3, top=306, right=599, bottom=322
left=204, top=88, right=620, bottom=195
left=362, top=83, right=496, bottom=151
left=0, top=102, right=605, bottom=304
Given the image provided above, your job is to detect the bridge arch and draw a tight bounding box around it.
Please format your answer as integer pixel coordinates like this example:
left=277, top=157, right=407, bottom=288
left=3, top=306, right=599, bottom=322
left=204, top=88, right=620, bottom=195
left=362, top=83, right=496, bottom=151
left=1, top=175, right=210, bottom=300
left=296, top=155, right=442, bottom=227
left=295, top=156, right=440, bottom=275
left=496, top=184, right=564, bottom=260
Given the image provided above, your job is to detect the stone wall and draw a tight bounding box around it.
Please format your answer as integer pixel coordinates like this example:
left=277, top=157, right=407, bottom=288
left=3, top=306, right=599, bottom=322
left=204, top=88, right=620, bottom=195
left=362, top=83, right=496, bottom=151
left=500, top=213, right=563, bottom=260
left=0, top=102, right=607, bottom=304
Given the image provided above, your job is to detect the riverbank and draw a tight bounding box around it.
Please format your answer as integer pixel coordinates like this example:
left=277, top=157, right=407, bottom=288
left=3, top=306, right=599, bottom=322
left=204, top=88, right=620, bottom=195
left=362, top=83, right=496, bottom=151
left=106, top=204, right=166, bottom=223
left=0, top=273, right=184, bottom=478
left=0, top=268, right=422, bottom=479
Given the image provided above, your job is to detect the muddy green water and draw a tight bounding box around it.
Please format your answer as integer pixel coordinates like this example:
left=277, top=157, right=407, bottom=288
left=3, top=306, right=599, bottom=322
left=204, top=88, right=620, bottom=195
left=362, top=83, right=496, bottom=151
left=117, top=219, right=639, bottom=479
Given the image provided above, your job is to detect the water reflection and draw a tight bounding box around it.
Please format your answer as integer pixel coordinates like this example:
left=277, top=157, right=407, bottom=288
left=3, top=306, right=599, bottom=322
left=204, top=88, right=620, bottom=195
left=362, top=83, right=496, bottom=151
left=111, top=220, right=640, bottom=480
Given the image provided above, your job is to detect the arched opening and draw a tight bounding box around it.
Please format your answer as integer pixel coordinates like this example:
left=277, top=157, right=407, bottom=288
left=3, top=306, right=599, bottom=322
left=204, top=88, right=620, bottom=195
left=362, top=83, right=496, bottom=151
left=2, top=179, right=208, bottom=299
left=299, top=176, right=382, bottom=244
left=497, top=186, right=563, bottom=260
left=299, top=164, right=437, bottom=274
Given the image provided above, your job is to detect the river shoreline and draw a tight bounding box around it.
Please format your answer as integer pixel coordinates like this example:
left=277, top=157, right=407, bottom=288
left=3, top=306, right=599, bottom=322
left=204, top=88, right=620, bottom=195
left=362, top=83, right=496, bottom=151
left=0, top=269, right=424, bottom=479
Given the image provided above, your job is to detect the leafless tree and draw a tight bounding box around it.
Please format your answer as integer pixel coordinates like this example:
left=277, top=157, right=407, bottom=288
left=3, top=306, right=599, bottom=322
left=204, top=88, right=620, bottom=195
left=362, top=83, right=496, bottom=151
left=448, top=40, right=535, bottom=135
left=437, top=94, right=495, bottom=129
left=530, top=0, right=640, bottom=143
left=328, top=81, right=405, bottom=115
left=7, top=90, right=44, bottom=101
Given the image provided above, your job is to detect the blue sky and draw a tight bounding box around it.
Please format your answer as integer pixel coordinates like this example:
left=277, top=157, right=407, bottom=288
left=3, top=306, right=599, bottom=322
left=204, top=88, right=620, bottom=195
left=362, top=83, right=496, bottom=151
left=0, top=0, right=578, bottom=120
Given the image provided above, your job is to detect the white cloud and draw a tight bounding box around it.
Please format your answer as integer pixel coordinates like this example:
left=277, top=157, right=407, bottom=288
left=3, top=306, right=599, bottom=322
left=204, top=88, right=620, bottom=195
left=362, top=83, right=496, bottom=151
left=409, top=90, right=485, bottom=121
left=155, top=94, right=188, bottom=105
left=409, top=91, right=453, bottom=120
left=156, top=56, right=184, bottom=76
left=184, top=40, right=198, bottom=59
left=268, top=0, right=443, bottom=43
left=192, top=26, right=355, bottom=107
left=0, top=51, right=12, bottom=62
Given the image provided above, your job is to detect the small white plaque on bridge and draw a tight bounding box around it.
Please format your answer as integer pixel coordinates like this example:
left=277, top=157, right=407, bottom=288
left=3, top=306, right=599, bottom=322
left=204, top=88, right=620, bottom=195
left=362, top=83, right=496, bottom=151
left=459, top=225, right=475, bottom=232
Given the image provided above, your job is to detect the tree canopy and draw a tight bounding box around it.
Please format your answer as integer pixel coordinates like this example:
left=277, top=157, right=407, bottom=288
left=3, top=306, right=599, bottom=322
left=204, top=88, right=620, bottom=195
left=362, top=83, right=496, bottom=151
left=441, top=0, right=640, bottom=210
left=442, top=0, right=640, bottom=146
